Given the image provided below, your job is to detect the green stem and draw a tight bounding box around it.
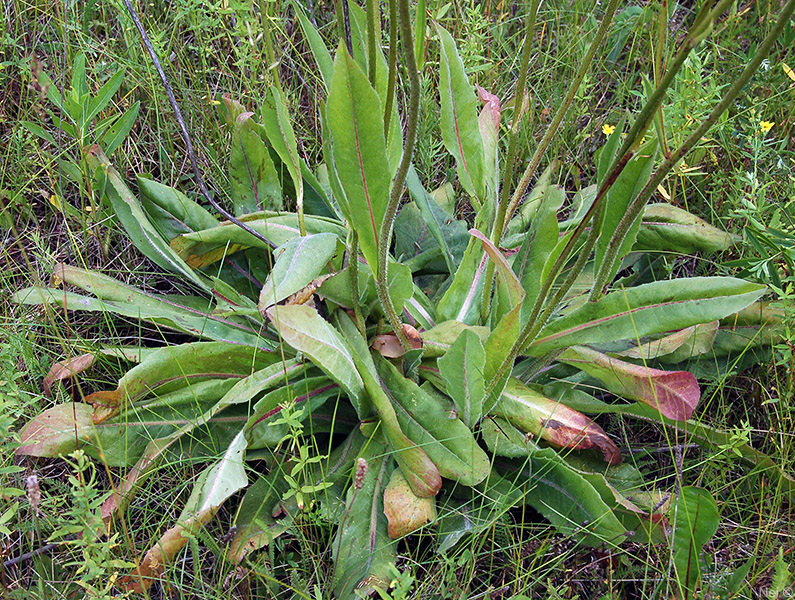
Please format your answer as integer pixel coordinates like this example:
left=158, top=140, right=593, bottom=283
left=383, top=0, right=398, bottom=138
left=260, top=0, right=284, bottom=96
left=502, top=0, right=622, bottom=233
left=592, top=0, right=795, bottom=300
left=366, top=0, right=378, bottom=87
left=376, top=0, right=420, bottom=349
left=481, top=0, right=539, bottom=322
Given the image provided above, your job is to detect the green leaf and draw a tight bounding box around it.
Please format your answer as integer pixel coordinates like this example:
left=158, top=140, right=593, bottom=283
left=138, top=176, right=219, bottom=241
left=437, top=24, right=485, bottom=202
left=266, top=304, right=367, bottom=413
left=594, top=139, right=658, bottom=284
left=529, top=277, right=767, bottom=354
left=671, top=487, right=719, bottom=596
left=375, top=354, right=491, bottom=486
left=260, top=86, right=304, bottom=220
left=102, top=101, right=140, bottom=155
left=170, top=213, right=346, bottom=268
left=421, top=320, right=490, bottom=358
left=86, top=68, right=125, bottom=124
left=332, top=437, right=395, bottom=599
left=635, top=203, right=738, bottom=254
left=437, top=329, right=485, bottom=428
left=326, top=45, right=390, bottom=272
left=230, top=113, right=282, bottom=215
left=86, top=147, right=207, bottom=289
left=258, top=232, right=338, bottom=312
left=292, top=1, right=334, bottom=89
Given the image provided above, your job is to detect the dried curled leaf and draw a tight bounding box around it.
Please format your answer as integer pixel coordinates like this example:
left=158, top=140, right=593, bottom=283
left=371, top=324, right=423, bottom=358
left=43, top=353, right=97, bottom=396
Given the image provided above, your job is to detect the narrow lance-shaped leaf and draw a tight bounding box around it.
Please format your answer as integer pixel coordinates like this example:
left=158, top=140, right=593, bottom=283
left=437, top=24, right=485, bottom=203
left=671, top=487, right=719, bottom=596
left=332, top=436, right=395, bottom=599
left=260, top=86, right=304, bottom=223
left=529, top=277, right=767, bottom=354
left=437, top=328, right=485, bottom=428
left=634, top=203, right=738, bottom=253
left=137, top=177, right=219, bottom=242
left=230, top=113, right=282, bottom=215
left=86, top=146, right=207, bottom=289
left=559, top=345, right=700, bottom=421
left=326, top=45, right=390, bottom=272
left=121, top=431, right=249, bottom=592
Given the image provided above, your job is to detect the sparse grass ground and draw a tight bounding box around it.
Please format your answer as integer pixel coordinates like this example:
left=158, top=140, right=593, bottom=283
left=2, top=0, right=795, bottom=598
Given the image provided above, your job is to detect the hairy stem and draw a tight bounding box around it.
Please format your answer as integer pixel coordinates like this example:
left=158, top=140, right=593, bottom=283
left=375, top=0, right=420, bottom=349
left=383, top=0, right=398, bottom=138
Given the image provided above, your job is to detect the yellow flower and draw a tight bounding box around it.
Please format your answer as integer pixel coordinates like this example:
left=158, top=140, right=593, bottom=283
left=602, top=124, right=616, bottom=136
left=760, top=120, right=775, bottom=134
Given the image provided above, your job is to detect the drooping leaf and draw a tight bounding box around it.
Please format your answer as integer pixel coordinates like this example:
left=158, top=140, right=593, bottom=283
left=326, top=45, right=390, bottom=272
left=437, top=24, right=485, bottom=202
left=495, top=378, right=622, bottom=464
left=437, top=328, right=485, bottom=428
left=375, top=354, right=491, bottom=486
left=383, top=468, right=437, bottom=539
left=170, top=213, right=346, bottom=268
left=86, top=146, right=207, bottom=289
left=529, top=277, right=767, bottom=354
left=122, top=432, right=249, bottom=592
left=258, top=233, right=338, bottom=312
left=229, top=113, right=282, bottom=215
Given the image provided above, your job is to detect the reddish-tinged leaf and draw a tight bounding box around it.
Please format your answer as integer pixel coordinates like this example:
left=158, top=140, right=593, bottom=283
left=16, top=403, right=94, bottom=457
left=476, top=85, right=500, bottom=130
left=383, top=468, right=437, bottom=539
left=560, top=345, right=700, bottom=421
left=43, top=354, right=97, bottom=396
left=495, top=378, right=622, bottom=465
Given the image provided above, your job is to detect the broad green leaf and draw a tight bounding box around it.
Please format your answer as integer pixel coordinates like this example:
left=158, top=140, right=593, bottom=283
left=497, top=451, right=628, bottom=545
left=671, top=487, right=719, bottom=596
left=266, top=304, right=367, bottom=412
left=437, top=328, right=485, bottom=428
left=86, top=146, right=206, bottom=289
left=332, top=436, right=394, bottom=599
left=383, top=468, right=437, bottom=539
left=634, top=203, right=738, bottom=253
left=594, top=139, right=658, bottom=284
left=494, top=378, right=622, bottom=465
left=437, top=24, right=485, bottom=202
left=375, top=354, right=491, bottom=486
left=170, top=213, right=345, bottom=268
left=421, top=320, right=490, bottom=358
left=559, top=345, right=700, bottom=421
left=102, top=101, right=140, bottom=155
left=326, top=45, right=390, bottom=272
left=230, top=113, right=282, bottom=215
left=138, top=177, right=218, bottom=241
left=260, top=86, right=304, bottom=221
left=481, top=416, right=540, bottom=458
left=529, top=277, right=767, bottom=354
left=258, top=233, right=338, bottom=312
left=334, top=311, right=441, bottom=497
left=616, top=321, right=718, bottom=363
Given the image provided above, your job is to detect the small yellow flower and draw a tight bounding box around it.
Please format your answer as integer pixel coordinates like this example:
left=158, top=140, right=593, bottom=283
left=602, top=124, right=616, bottom=136
left=760, top=120, right=775, bottom=134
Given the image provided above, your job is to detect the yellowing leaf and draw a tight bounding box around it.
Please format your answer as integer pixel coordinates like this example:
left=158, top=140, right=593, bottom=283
left=782, top=61, right=795, bottom=83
